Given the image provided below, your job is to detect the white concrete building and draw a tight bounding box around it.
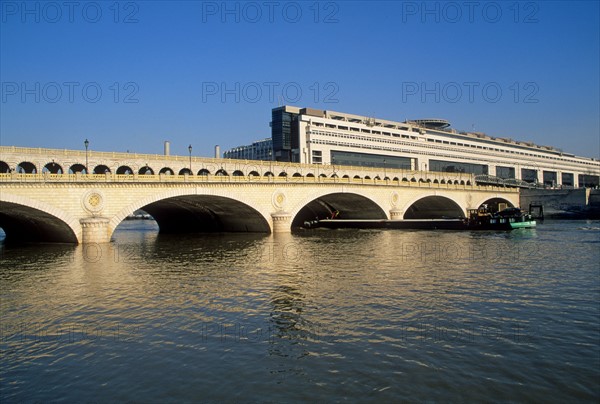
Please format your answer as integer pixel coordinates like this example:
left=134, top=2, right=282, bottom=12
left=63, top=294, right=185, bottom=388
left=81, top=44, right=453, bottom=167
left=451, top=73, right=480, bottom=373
left=224, top=138, right=273, bottom=161
left=271, top=106, right=600, bottom=188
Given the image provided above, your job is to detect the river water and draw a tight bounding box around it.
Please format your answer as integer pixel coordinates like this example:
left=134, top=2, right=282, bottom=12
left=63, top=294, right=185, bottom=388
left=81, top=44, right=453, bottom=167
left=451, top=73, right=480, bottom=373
left=1, top=220, right=599, bottom=402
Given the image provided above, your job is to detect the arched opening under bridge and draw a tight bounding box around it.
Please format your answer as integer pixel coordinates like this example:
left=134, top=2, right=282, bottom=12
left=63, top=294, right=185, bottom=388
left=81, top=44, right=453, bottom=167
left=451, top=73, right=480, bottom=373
left=43, top=162, right=63, bottom=174
left=117, top=166, right=133, bottom=175
left=139, top=166, right=154, bottom=175
left=292, top=192, right=387, bottom=228
left=17, top=162, right=37, bottom=173
left=0, top=201, right=77, bottom=243
left=135, top=195, right=270, bottom=234
left=478, top=197, right=515, bottom=213
left=404, top=196, right=465, bottom=219
left=94, top=165, right=111, bottom=174
left=69, top=164, right=87, bottom=174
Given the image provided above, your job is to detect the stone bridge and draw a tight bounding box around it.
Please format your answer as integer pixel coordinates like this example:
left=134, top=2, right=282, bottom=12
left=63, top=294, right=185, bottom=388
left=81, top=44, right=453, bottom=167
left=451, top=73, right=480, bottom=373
left=0, top=146, right=519, bottom=243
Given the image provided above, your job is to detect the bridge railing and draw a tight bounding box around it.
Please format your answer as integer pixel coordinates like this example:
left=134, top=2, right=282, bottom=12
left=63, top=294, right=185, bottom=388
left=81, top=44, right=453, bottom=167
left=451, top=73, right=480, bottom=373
left=0, top=172, right=518, bottom=193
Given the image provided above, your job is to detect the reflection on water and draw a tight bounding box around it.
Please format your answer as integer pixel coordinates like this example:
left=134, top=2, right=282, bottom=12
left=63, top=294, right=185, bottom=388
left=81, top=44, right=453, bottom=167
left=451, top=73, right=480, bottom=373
left=1, top=221, right=599, bottom=402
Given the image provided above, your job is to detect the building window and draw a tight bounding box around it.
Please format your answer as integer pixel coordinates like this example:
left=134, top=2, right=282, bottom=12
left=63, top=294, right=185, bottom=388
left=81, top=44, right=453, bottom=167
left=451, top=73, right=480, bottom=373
left=561, top=173, right=574, bottom=186
left=496, top=166, right=515, bottom=179
left=521, top=168, right=538, bottom=183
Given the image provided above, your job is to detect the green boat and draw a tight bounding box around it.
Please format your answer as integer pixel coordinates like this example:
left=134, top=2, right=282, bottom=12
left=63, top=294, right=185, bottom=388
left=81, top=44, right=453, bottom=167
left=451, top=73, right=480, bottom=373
left=467, top=207, right=536, bottom=230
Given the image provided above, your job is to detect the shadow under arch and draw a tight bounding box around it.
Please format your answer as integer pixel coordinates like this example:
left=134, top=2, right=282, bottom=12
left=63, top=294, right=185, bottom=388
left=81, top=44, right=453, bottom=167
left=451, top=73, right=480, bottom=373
left=94, top=165, right=111, bottom=174
left=117, top=165, right=133, bottom=175
left=17, top=161, right=37, bottom=173
left=112, top=194, right=271, bottom=236
left=291, top=192, right=387, bottom=228
left=0, top=198, right=79, bottom=243
left=0, top=161, right=9, bottom=173
left=476, top=197, right=515, bottom=213
left=404, top=195, right=465, bottom=219
left=43, top=162, right=63, bottom=174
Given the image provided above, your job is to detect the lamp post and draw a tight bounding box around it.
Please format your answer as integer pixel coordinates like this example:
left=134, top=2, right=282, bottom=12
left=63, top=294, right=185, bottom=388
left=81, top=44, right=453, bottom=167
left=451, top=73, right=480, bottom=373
left=84, top=139, right=89, bottom=174
left=383, top=159, right=387, bottom=179
left=188, top=144, right=192, bottom=173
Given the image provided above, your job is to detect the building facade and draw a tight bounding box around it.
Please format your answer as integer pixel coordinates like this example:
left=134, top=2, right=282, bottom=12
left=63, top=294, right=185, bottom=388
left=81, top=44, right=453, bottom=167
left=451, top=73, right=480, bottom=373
left=223, top=138, right=273, bottom=161
left=270, top=106, right=600, bottom=188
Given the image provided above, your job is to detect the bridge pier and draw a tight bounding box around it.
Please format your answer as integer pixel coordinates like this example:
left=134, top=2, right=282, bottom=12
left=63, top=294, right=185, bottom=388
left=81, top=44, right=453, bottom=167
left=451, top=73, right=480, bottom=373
left=80, top=217, right=110, bottom=243
left=271, top=212, right=292, bottom=233
left=390, top=208, right=404, bottom=220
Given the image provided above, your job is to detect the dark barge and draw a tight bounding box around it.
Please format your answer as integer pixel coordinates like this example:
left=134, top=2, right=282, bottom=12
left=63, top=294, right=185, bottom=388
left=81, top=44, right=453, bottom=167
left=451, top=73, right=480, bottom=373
left=303, top=207, right=536, bottom=231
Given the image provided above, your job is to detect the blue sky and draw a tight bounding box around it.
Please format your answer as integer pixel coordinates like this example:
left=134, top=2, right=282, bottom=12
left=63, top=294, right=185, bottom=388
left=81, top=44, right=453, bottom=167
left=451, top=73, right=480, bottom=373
left=1, top=1, right=599, bottom=158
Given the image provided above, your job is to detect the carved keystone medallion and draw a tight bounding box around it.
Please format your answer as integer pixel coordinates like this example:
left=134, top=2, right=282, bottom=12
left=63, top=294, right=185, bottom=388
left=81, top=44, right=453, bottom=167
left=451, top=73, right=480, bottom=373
left=390, top=191, right=400, bottom=207
left=272, top=190, right=287, bottom=210
left=82, top=190, right=105, bottom=214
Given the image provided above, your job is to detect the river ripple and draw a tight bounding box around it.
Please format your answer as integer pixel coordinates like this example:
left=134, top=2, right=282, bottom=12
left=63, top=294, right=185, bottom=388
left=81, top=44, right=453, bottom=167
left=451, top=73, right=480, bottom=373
left=1, top=220, right=599, bottom=402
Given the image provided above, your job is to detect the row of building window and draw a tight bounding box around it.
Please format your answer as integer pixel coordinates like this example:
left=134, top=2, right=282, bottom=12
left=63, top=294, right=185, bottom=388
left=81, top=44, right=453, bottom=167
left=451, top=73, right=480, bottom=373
left=308, top=122, right=598, bottom=168
left=308, top=128, right=596, bottom=172
left=308, top=133, right=538, bottom=169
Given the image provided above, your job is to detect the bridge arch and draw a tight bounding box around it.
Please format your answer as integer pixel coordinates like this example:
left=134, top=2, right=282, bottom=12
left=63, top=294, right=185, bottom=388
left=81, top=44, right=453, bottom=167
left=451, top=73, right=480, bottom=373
left=110, top=189, right=272, bottom=237
left=69, top=163, right=86, bottom=174
left=402, top=195, right=465, bottom=219
left=17, top=161, right=37, bottom=173
left=139, top=166, right=154, bottom=175
left=117, top=165, right=133, bottom=175
left=0, top=193, right=80, bottom=243
left=0, top=161, right=9, bottom=173
left=473, top=196, right=515, bottom=213
left=43, top=162, right=63, bottom=174
left=244, top=164, right=261, bottom=176
left=94, top=165, right=111, bottom=174
left=290, top=190, right=388, bottom=228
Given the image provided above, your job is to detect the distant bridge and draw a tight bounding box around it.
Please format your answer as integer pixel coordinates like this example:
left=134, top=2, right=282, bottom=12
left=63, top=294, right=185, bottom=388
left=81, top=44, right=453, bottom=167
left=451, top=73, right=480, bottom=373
left=0, top=146, right=519, bottom=243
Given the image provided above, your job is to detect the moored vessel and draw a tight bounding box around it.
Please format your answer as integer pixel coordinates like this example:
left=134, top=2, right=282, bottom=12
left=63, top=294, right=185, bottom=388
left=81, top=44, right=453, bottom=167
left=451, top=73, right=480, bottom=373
left=303, top=207, right=536, bottom=231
